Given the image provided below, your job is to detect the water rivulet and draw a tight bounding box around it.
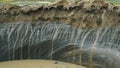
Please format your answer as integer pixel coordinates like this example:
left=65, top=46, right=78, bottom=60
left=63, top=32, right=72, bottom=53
left=0, top=22, right=120, bottom=68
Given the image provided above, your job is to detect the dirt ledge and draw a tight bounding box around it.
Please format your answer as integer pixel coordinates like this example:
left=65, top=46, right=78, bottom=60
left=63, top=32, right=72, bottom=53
left=0, top=0, right=120, bottom=28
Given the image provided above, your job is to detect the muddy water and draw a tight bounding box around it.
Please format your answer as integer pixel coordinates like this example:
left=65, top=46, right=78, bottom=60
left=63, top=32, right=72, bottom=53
left=0, top=60, right=86, bottom=68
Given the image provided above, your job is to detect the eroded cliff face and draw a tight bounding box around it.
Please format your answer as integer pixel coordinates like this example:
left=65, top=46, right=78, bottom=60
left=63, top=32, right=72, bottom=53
left=0, top=0, right=120, bottom=28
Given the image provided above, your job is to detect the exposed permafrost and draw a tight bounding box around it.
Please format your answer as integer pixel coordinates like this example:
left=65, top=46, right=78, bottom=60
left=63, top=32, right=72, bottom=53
left=0, top=22, right=120, bottom=68
left=0, top=0, right=120, bottom=68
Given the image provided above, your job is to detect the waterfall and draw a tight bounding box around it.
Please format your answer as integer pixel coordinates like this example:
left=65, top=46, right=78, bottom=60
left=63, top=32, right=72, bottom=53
left=0, top=22, right=120, bottom=68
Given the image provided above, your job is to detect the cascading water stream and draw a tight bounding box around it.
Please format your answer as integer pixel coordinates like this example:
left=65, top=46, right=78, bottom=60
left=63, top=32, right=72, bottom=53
left=0, top=21, right=120, bottom=68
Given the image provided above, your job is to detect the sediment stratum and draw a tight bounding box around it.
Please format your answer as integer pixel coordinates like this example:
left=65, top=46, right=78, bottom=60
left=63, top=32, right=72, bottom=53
left=0, top=0, right=120, bottom=28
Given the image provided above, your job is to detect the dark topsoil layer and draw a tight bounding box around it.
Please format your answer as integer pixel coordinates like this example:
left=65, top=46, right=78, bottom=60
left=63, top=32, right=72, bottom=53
left=0, top=0, right=120, bottom=28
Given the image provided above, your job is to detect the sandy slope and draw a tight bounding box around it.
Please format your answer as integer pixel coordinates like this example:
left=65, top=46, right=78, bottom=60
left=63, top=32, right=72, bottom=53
left=0, top=60, right=86, bottom=68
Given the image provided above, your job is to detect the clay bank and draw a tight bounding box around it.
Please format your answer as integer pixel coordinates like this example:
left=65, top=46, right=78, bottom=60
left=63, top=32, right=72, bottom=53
left=0, top=0, right=120, bottom=28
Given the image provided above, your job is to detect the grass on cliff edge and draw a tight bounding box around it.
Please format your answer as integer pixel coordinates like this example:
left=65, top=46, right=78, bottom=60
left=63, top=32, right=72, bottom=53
left=0, top=0, right=120, bottom=6
left=0, top=1, right=51, bottom=6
